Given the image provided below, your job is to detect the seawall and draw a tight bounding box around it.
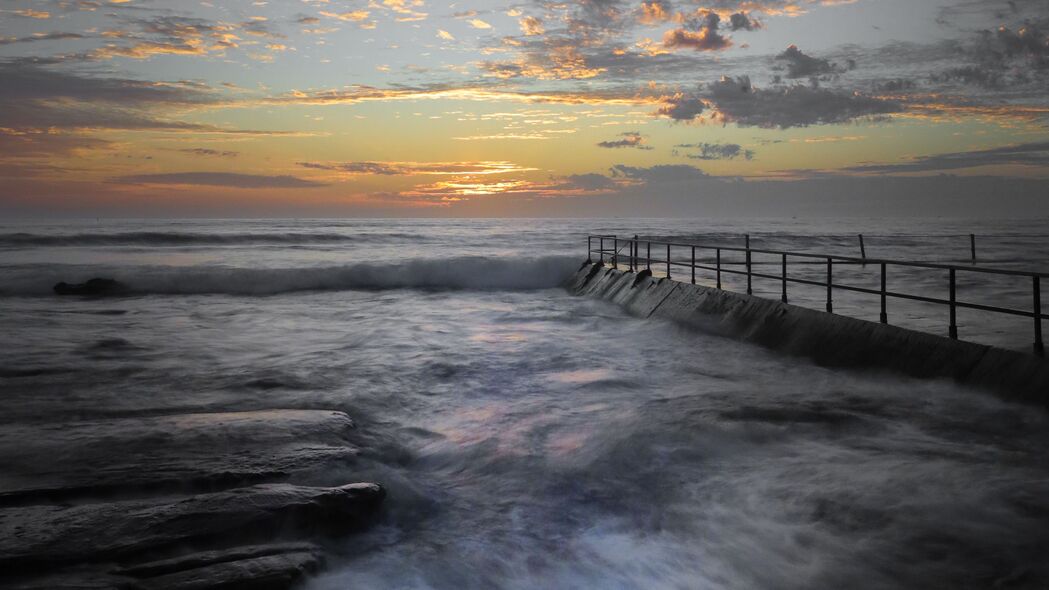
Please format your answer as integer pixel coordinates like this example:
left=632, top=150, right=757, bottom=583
left=566, top=262, right=1049, bottom=405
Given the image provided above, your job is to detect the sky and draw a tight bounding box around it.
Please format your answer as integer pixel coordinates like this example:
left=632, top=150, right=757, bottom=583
left=1, top=0, right=1048, bottom=217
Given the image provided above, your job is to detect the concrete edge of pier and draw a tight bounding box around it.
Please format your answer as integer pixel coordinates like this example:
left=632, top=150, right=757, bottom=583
left=567, top=262, right=1049, bottom=406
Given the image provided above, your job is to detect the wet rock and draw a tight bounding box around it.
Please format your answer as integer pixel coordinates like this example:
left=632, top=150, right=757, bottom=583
left=4, top=569, right=136, bottom=589
left=0, top=482, right=385, bottom=571
left=133, top=550, right=320, bottom=590
left=120, top=543, right=322, bottom=590
left=5, top=544, right=323, bottom=590
left=117, top=543, right=319, bottom=578
left=0, top=410, right=359, bottom=505
left=53, top=278, right=126, bottom=296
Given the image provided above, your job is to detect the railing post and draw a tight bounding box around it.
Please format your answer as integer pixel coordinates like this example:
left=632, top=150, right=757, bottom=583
left=716, top=249, right=721, bottom=289
left=826, top=257, right=833, bottom=313
left=633, top=235, right=639, bottom=272
left=880, top=262, right=888, bottom=324
left=781, top=253, right=787, bottom=303
left=691, top=246, right=696, bottom=285
left=1035, top=276, right=1044, bottom=356
left=858, top=234, right=866, bottom=262
left=745, top=234, right=752, bottom=295
left=646, top=241, right=651, bottom=271
left=612, top=237, right=618, bottom=269
left=949, top=268, right=958, bottom=340
left=666, top=243, right=671, bottom=279
left=599, top=236, right=604, bottom=265
left=587, top=236, right=592, bottom=263
left=970, top=234, right=976, bottom=263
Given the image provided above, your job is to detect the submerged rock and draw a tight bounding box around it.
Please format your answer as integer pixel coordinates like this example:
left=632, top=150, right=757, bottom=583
left=53, top=278, right=127, bottom=296
left=0, top=482, right=385, bottom=571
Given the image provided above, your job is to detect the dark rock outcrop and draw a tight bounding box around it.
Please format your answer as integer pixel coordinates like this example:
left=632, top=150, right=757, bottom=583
left=53, top=278, right=126, bottom=296
left=0, top=483, right=384, bottom=571
left=5, top=544, right=324, bottom=590
left=122, top=543, right=322, bottom=590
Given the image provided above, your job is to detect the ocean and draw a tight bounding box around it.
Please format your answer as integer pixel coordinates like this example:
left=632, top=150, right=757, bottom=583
left=2, top=217, right=1049, bottom=589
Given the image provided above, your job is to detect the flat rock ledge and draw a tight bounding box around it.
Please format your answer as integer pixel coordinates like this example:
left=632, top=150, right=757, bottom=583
left=1, top=483, right=383, bottom=589
left=0, top=408, right=386, bottom=589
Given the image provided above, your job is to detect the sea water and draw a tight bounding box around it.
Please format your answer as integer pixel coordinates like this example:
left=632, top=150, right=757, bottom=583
left=1, top=218, right=1048, bottom=589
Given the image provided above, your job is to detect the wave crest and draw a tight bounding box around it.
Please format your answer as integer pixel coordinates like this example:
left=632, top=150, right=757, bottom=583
left=1, top=256, right=580, bottom=296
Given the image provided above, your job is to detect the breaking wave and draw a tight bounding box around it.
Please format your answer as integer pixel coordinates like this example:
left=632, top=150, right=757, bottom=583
left=0, top=256, right=580, bottom=296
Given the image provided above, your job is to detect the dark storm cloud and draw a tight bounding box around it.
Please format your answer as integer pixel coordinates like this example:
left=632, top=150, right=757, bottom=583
left=774, top=45, right=847, bottom=79
left=708, top=76, right=901, bottom=128
left=114, top=172, right=325, bottom=188
left=676, top=142, right=754, bottom=160
left=597, top=131, right=652, bottom=149
left=840, top=141, right=1049, bottom=174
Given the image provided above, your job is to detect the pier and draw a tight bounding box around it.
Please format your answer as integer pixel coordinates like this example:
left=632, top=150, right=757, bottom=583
left=575, top=234, right=1049, bottom=404
left=588, top=234, right=1046, bottom=355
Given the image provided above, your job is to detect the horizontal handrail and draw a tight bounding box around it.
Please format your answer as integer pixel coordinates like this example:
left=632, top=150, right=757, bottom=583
left=586, top=234, right=1046, bottom=355
left=612, top=238, right=1049, bottom=278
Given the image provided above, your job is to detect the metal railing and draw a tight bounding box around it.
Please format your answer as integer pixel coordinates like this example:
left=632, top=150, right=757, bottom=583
left=586, top=234, right=1046, bottom=356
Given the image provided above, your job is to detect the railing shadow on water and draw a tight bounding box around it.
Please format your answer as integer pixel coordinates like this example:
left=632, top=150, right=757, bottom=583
left=587, top=234, right=1046, bottom=356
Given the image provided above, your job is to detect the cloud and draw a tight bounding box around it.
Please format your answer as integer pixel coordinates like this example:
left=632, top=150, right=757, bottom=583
left=840, top=141, right=1049, bottom=175
left=519, top=16, right=544, bottom=36
left=609, top=163, right=709, bottom=183
left=437, top=29, right=455, bottom=41
left=662, top=12, right=731, bottom=52
left=319, top=10, right=370, bottom=22
left=774, top=44, right=847, bottom=78
left=178, top=148, right=239, bottom=157
left=14, top=9, right=50, bottom=19
left=675, top=142, right=755, bottom=160
left=597, top=131, right=652, bottom=149
left=264, top=85, right=651, bottom=108
left=728, top=12, right=762, bottom=31
left=0, top=128, right=109, bottom=158
left=114, top=172, right=325, bottom=188
left=656, top=93, right=706, bottom=120
left=480, top=43, right=607, bottom=79
left=0, top=32, right=85, bottom=46
left=707, top=76, right=901, bottom=128
left=0, top=61, right=219, bottom=133
left=639, top=1, right=673, bottom=24
left=927, top=20, right=1049, bottom=89
left=468, top=19, right=492, bottom=29
left=297, top=161, right=536, bottom=175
